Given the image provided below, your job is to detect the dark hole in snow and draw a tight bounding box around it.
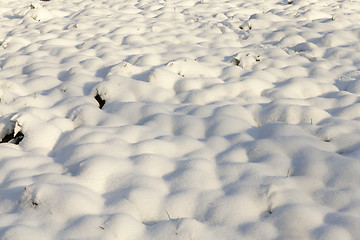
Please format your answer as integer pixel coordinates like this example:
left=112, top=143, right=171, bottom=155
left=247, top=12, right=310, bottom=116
left=95, top=93, right=105, bottom=109
left=1, top=132, right=15, bottom=143
left=13, top=132, right=24, bottom=144
left=1, top=129, right=24, bottom=145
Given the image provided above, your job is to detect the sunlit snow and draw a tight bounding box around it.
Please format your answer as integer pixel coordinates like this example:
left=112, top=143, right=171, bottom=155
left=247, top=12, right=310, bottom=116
left=1, top=0, right=360, bottom=239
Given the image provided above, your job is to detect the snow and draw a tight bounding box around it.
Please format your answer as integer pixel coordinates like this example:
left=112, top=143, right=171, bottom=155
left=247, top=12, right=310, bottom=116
left=1, top=0, right=360, bottom=239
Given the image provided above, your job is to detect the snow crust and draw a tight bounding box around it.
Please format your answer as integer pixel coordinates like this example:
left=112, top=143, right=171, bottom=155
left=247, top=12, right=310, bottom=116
left=1, top=0, right=360, bottom=239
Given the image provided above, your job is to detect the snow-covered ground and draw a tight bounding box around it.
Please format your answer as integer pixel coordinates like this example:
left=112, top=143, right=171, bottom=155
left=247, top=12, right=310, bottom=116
left=1, top=0, right=360, bottom=239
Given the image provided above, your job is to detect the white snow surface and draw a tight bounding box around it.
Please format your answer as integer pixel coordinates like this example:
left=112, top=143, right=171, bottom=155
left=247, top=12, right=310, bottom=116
left=1, top=0, right=360, bottom=239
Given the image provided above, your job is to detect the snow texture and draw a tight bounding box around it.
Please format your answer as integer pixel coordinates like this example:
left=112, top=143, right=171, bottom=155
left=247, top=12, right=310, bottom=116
left=1, top=0, right=360, bottom=239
